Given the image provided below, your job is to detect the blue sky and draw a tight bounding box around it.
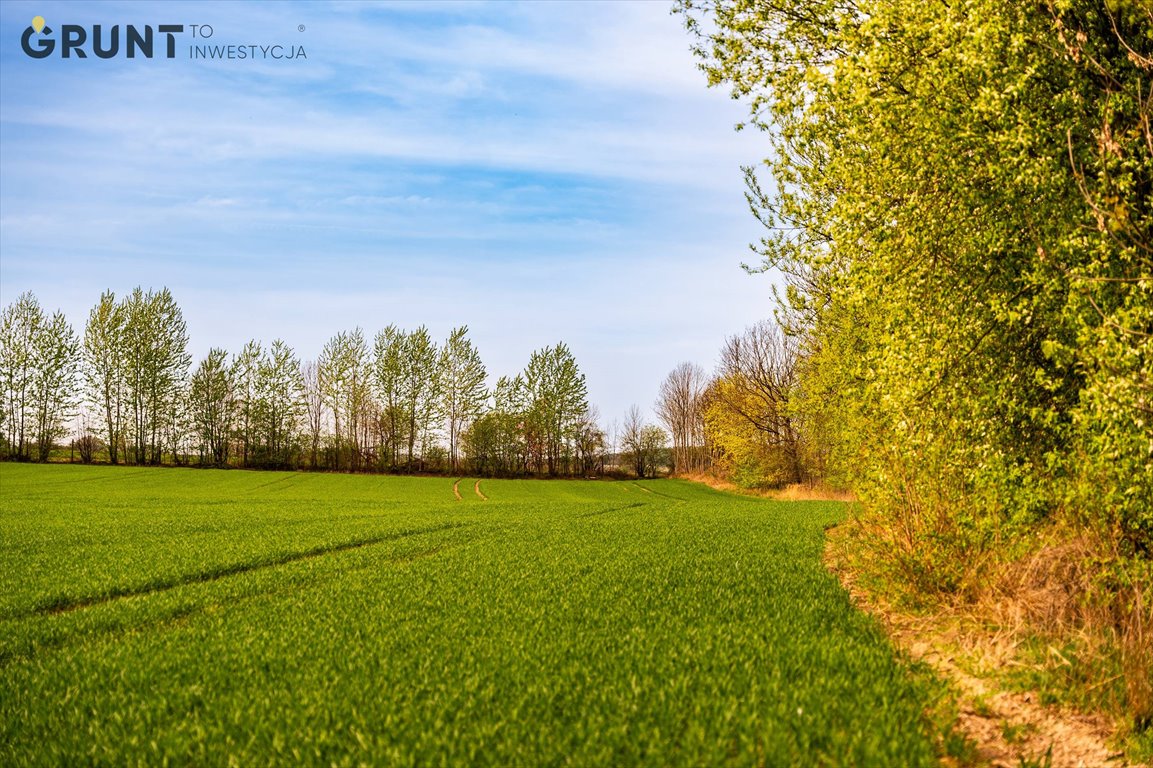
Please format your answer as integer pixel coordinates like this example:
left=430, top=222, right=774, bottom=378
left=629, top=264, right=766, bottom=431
left=0, top=0, right=774, bottom=427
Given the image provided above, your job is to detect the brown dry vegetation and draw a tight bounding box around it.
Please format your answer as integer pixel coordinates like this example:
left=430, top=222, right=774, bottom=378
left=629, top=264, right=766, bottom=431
left=826, top=519, right=1152, bottom=767
left=678, top=472, right=856, bottom=502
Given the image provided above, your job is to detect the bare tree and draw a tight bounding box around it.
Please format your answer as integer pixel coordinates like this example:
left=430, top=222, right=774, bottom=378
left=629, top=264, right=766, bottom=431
left=574, top=405, right=607, bottom=477
left=715, top=320, right=804, bottom=485
left=620, top=404, right=668, bottom=479
left=656, top=362, right=708, bottom=474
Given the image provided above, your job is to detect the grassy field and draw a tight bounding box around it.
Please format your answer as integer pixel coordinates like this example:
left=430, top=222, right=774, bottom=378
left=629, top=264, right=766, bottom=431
left=0, top=463, right=951, bottom=765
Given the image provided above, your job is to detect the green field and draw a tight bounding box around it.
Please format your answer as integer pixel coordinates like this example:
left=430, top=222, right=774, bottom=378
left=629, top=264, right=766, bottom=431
left=0, top=464, right=948, bottom=765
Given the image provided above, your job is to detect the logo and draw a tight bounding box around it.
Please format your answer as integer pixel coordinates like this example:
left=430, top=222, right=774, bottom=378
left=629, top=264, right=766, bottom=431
left=21, top=16, right=184, bottom=59
left=20, top=17, right=306, bottom=61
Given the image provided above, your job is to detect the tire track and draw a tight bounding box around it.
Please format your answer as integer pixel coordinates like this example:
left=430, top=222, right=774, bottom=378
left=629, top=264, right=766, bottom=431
left=474, top=479, right=488, bottom=500
left=30, top=521, right=471, bottom=617
left=577, top=502, right=644, bottom=519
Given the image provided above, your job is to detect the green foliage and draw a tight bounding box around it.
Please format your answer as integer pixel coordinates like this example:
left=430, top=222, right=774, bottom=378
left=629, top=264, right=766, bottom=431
left=0, top=463, right=953, bottom=765
left=122, top=287, right=191, bottom=466
left=318, top=329, right=372, bottom=471
left=82, top=291, right=126, bottom=464
left=679, top=0, right=1152, bottom=573
left=439, top=326, right=487, bottom=473
left=680, top=0, right=1152, bottom=734
left=523, top=342, right=590, bottom=475
left=0, top=292, right=79, bottom=462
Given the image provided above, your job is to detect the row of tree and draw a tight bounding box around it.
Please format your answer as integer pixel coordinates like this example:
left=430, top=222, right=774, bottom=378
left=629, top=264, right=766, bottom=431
left=678, top=0, right=1151, bottom=728
left=654, top=320, right=823, bottom=489
left=0, top=288, right=656, bottom=477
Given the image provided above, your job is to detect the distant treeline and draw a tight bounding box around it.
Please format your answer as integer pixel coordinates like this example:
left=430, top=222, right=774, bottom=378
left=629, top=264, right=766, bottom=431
left=654, top=320, right=821, bottom=490
left=0, top=288, right=668, bottom=477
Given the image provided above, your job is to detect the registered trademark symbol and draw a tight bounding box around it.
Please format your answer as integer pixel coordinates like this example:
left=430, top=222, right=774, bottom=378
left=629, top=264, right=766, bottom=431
left=298, top=24, right=305, bottom=32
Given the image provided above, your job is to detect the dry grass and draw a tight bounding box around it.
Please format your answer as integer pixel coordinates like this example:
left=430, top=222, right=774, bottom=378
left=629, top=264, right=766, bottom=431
left=678, top=472, right=857, bottom=502
left=825, top=519, right=1151, bottom=767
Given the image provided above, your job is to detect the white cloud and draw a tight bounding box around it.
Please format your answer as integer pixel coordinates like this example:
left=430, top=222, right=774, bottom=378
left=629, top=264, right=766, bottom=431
left=0, top=0, right=776, bottom=423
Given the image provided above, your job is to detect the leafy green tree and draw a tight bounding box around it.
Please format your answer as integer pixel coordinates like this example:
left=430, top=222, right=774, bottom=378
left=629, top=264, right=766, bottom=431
left=397, top=326, right=441, bottom=471
left=372, top=325, right=407, bottom=470
left=83, top=291, right=126, bottom=464
left=231, top=340, right=262, bottom=468
left=0, top=293, right=42, bottom=460
left=439, top=326, right=487, bottom=473
left=122, top=287, right=190, bottom=465
left=190, top=348, right=234, bottom=466
left=319, top=329, right=371, bottom=471
left=0, top=293, right=78, bottom=462
left=522, top=343, right=588, bottom=475
left=254, top=339, right=304, bottom=469
left=463, top=374, right=528, bottom=476
left=680, top=0, right=1153, bottom=723
left=679, top=0, right=1151, bottom=572
left=31, top=311, right=79, bottom=462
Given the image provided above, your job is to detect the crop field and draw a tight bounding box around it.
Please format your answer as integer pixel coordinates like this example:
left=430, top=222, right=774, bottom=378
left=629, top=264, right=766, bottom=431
left=0, top=464, right=949, bottom=765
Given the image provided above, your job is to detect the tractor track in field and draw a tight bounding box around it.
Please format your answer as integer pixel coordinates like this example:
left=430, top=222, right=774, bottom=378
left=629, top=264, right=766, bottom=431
left=453, top=478, right=463, bottom=500
left=577, top=502, right=645, bottom=519
left=1, top=537, right=468, bottom=668
left=248, top=474, right=313, bottom=492
left=29, top=521, right=472, bottom=618
left=474, top=479, right=488, bottom=500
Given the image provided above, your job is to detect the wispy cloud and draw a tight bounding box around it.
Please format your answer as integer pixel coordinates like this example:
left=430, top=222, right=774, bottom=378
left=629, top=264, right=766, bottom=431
left=0, top=0, right=776, bottom=421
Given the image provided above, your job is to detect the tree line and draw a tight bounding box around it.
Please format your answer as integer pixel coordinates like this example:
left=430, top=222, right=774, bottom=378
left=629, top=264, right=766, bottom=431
left=0, top=288, right=665, bottom=477
left=678, top=0, right=1152, bottom=731
left=655, top=320, right=823, bottom=490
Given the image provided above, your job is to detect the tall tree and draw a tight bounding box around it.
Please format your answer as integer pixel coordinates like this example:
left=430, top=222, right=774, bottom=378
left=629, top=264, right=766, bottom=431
left=31, top=311, right=79, bottom=462
left=522, top=343, right=588, bottom=475
left=318, top=329, right=370, bottom=470
left=439, top=326, right=487, bottom=473
left=301, top=359, right=324, bottom=470
left=121, top=287, right=190, bottom=465
left=397, top=326, right=441, bottom=471
left=656, top=362, right=708, bottom=474
left=0, top=293, right=42, bottom=460
left=0, top=295, right=81, bottom=462
left=190, top=347, right=234, bottom=466
left=372, top=325, right=407, bottom=470
left=710, top=321, right=804, bottom=486
left=83, top=291, right=126, bottom=464
left=231, top=340, right=262, bottom=469
left=254, top=339, right=304, bottom=468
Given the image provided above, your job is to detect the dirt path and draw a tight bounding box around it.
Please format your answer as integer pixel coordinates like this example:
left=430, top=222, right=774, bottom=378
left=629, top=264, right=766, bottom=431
left=825, top=532, right=1137, bottom=768
left=452, top=479, right=462, bottom=501
left=474, top=479, right=487, bottom=500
